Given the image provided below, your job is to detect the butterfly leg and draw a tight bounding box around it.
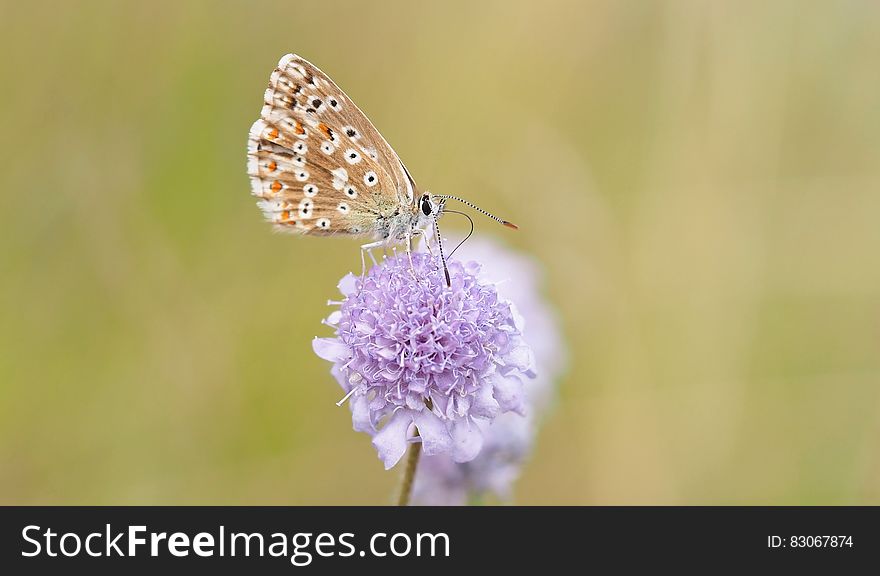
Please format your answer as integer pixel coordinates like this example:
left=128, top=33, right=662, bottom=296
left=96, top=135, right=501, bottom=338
left=359, top=240, right=385, bottom=281
left=405, top=232, right=417, bottom=277
left=412, top=228, right=433, bottom=256
left=405, top=230, right=435, bottom=287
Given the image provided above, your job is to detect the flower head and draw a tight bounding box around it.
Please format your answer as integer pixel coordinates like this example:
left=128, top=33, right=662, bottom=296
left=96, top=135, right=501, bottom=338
left=314, top=251, right=535, bottom=469
left=411, top=237, right=566, bottom=504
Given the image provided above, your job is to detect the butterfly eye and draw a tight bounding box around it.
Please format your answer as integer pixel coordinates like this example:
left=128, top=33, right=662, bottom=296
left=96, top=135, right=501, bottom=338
left=421, top=196, right=432, bottom=216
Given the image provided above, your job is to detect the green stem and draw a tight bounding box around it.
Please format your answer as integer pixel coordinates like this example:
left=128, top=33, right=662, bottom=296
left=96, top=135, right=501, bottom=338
left=397, top=435, right=422, bottom=506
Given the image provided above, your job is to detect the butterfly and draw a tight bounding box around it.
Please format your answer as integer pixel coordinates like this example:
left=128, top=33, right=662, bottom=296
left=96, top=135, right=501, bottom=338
left=247, top=54, right=516, bottom=284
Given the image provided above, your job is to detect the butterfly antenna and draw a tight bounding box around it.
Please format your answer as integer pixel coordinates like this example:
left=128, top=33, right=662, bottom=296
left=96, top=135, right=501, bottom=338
left=433, top=195, right=518, bottom=230
left=434, top=217, right=452, bottom=287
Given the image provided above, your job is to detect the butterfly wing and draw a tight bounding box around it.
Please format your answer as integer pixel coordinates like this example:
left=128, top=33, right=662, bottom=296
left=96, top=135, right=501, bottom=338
left=247, top=54, right=416, bottom=237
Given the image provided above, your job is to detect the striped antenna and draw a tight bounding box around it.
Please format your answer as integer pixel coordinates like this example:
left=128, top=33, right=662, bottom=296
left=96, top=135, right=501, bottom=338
left=434, top=216, right=452, bottom=287
left=432, top=195, right=518, bottom=230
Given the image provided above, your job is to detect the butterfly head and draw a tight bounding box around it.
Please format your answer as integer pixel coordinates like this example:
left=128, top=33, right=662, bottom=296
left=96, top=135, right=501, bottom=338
left=413, top=192, right=446, bottom=236
left=418, top=192, right=441, bottom=221
left=419, top=192, right=518, bottom=287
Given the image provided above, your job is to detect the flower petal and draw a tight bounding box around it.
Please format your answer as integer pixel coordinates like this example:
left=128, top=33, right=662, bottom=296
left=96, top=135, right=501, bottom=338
left=350, top=394, right=374, bottom=433
left=508, top=301, right=526, bottom=332
left=412, top=410, right=453, bottom=456
left=337, top=273, right=358, bottom=296
left=312, top=337, right=350, bottom=362
left=492, top=372, right=526, bottom=415
left=470, top=379, right=500, bottom=419
left=450, top=418, right=484, bottom=463
left=507, top=344, right=535, bottom=372
left=372, top=410, right=413, bottom=469
left=330, top=364, right=347, bottom=390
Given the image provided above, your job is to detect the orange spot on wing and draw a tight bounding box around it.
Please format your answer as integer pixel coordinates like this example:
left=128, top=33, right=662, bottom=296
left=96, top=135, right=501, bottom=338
left=267, top=127, right=279, bottom=139
left=267, top=161, right=277, bottom=172
left=294, top=121, right=305, bottom=135
left=271, top=181, right=282, bottom=192
left=318, top=123, right=332, bottom=138
left=281, top=210, right=290, bottom=221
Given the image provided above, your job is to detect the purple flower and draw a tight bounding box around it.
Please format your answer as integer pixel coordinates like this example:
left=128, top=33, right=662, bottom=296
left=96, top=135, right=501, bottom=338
left=411, top=412, right=536, bottom=505
left=411, top=237, right=566, bottom=505
left=313, top=251, right=535, bottom=469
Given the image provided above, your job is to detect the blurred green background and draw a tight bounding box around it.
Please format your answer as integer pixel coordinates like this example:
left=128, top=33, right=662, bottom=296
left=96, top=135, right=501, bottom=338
left=1, top=0, right=879, bottom=504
